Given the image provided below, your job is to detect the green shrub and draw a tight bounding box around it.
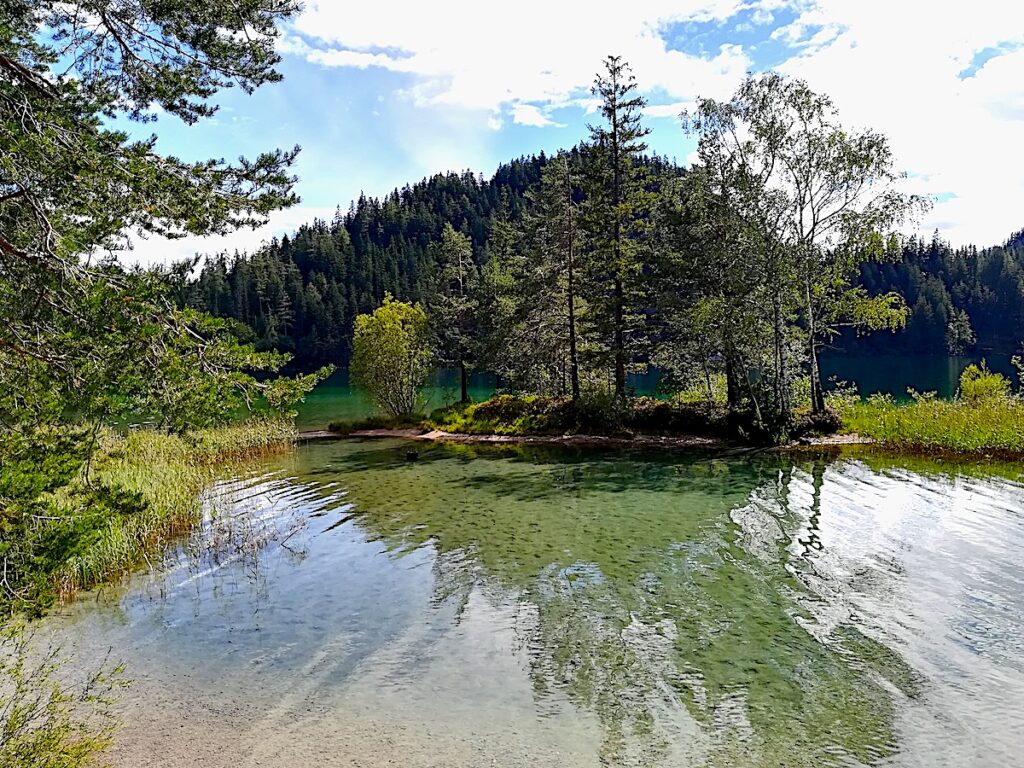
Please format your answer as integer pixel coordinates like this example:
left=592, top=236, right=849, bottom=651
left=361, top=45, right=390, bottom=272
left=0, top=621, right=124, bottom=768
left=426, top=392, right=735, bottom=439
left=350, top=296, right=433, bottom=417
left=958, top=361, right=1011, bottom=402
left=327, top=414, right=425, bottom=435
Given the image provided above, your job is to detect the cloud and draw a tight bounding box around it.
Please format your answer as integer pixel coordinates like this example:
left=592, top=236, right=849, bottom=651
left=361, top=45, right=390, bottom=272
left=286, top=0, right=757, bottom=113
left=125, top=0, right=1024, bottom=265
left=645, top=101, right=692, bottom=119
left=776, top=0, right=1024, bottom=245
left=118, top=207, right=338, bottom=268
left=511, top=103, right=565, bottom=128
left=277, top=0, right=1024, bottom=246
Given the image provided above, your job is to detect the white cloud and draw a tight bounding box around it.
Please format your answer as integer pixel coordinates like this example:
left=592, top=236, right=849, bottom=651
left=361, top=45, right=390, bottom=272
left=279, top=0, right=1023, bottom=245
left=511, top=103, right=565, bottom=128
left=645, top=101, right=692, bottom=119
left=125, top=0, right=1024, bottom=265
left=287, top=0, right=756, bottom=114
left=777, top=0, right=1024, bottom=245
left=117, top=207, right=337, bottom=269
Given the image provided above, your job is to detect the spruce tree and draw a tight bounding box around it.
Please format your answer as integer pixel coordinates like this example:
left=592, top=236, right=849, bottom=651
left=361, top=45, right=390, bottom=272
left=584, top=56, right=651, bottom=398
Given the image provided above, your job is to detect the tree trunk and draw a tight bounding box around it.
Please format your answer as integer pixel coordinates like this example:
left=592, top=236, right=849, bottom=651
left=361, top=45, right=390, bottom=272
left=725, top=353, right=743, bottom=411
left=459, top=359, right=468, bottom=404
left=613, top=277, right=625, bottom=399
left=809, top=341, right=826, bottom=413
left=611, top=101, right=626, bottom=401
left=806, top=279, right=826, bottom=414
left=773, top=288, right=788, bottom=422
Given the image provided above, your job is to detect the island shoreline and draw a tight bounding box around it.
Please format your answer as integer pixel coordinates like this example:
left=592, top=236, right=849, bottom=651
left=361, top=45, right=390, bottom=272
left=297, top=427, right=875, bottom=452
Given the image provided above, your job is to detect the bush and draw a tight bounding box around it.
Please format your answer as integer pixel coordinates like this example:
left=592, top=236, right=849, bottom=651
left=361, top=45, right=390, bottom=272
left=958, top=361, right=1011, bottom=402
left=327, top=414, right=425, bottom=435
left=426, top=392, right=737, bottom=439
left=350, top=295, right=433, bottom=417
left=0, top=621, right=123, bottom=768
left=792, top=407, right=843, bottom=438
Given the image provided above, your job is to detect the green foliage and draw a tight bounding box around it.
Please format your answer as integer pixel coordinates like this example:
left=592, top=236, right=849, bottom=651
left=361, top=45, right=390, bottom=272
left=480, top=154, right=587, bottom=398
left=326, top=414, right=425, bottom=435
left=841, top=232, right=1023, bottom=356
left=0, top=419, right=294, bottom=615
left=681, top=72, right=921, bottom=419
left=350, top=296, right=433, bottom=417
left=1, top=0, right=319, bottom=434
left=838, top=390, right=1024, bottom=456
left=0, top=621, right=124, bottom=768
left=0, top=0, right=319, bottom=615
left=426, top=393, right=736, bottom=440
left=582, top=56, right=654, bottom=398
left=427, top=224, right=480, bottom=401
left=958, top=361, right=1011, bottom=402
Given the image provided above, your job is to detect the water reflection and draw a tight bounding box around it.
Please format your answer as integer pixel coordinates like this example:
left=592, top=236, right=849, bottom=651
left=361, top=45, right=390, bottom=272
left=53, top=441, right=1024, bottom=767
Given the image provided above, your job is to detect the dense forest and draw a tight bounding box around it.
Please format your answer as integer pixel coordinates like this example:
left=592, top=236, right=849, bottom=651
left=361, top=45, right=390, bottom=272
left=840, top=230, right=1024, bottom=355
left=183, top=165, right=1024, bottom=370
left=179, top=157, right=546, bottom=367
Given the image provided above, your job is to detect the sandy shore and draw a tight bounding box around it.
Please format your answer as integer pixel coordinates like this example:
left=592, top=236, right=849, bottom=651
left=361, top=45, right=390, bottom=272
left=300, top=427, right=731, bottom=450
left=298, top=427, right=873, bottom=451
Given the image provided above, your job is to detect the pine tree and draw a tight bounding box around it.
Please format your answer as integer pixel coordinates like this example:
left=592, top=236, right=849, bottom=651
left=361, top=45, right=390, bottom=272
left=584, top=56, right=652, bottom=399
left=428, top=224, right=479, bottom=402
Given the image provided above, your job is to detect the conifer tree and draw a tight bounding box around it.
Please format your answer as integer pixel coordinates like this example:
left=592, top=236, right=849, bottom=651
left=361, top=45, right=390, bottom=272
left=429, top=224, right=479, bottom=402
left=584, top=56, right=652, bottom=398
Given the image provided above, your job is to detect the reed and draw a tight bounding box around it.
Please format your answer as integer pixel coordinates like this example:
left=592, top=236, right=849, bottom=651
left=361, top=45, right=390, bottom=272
left=837, top=363, right=1024, bottom=457
left=50, top=418, right=295, bottom=601
left=840, top=394, right=1024, bottom=456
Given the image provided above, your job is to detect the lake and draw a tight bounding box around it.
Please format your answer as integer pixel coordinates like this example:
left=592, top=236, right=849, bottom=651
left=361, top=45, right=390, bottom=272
left=50, top=440, right=1024, bottom=767
left=295, top=355, right=1019, bottom=429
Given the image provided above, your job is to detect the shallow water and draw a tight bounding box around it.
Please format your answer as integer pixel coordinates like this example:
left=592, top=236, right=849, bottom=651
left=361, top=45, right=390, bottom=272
left=49, top=441, right=1024, bottom=767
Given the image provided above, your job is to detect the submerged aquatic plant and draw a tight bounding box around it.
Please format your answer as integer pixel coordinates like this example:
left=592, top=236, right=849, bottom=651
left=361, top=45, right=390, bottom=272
left=0, top=621, right=125, bottom=768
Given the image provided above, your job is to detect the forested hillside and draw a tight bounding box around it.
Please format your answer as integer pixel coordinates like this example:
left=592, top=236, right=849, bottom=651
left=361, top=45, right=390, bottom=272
left=837, top=231, right=1024, bottom=355
left=178, top=156, right=548, bottom=367
left=182, top=155, right=1023, bottom=371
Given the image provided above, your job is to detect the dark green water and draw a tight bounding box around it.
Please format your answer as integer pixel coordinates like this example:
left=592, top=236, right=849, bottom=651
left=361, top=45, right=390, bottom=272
left=820, top=354, right=1017, bottom=400
left=295, top=356, right=1017, bottom=429
left=53, top=441, right=1024, bottom=767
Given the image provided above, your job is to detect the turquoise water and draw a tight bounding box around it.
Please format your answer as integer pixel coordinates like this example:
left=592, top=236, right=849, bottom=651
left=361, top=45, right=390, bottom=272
left=294, top=368, right=495, bottom=429
left=295, top=357, right=1018, bottom=430
left=52, top=441, right=1024, bottom=767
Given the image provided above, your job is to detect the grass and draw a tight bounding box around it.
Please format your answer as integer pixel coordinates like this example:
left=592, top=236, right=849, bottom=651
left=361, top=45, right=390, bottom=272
left=329, top=393, right=744, bottom=440
left=326, top=413, right=426, bottom=435
left=48, top=418, right=296, bottom=602
left=839, top=393, right=1024, bottom=457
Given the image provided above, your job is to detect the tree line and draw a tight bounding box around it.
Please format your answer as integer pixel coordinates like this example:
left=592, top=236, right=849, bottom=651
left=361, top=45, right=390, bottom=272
left=182, top=57, right=1023, bottom=434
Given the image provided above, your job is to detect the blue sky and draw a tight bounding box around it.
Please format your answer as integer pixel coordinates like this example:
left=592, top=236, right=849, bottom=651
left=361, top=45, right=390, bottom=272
left=127, top=0, right=1024, bottom=264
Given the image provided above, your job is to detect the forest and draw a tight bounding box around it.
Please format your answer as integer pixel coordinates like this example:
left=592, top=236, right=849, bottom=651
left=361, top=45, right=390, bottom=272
left=182, top=158, right=1024, bottom=371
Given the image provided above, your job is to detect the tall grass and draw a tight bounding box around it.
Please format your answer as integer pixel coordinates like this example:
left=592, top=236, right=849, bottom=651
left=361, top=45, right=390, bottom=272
left=51, top=418, right=295, bottom=600
left=838, top=362, right=1024, bottom=456
left=840, top=395, right=1024, bottom=455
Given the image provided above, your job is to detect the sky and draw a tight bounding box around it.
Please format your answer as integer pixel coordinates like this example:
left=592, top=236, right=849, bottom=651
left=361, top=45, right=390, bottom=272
left=126, top=0, right=1024, bottom=265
